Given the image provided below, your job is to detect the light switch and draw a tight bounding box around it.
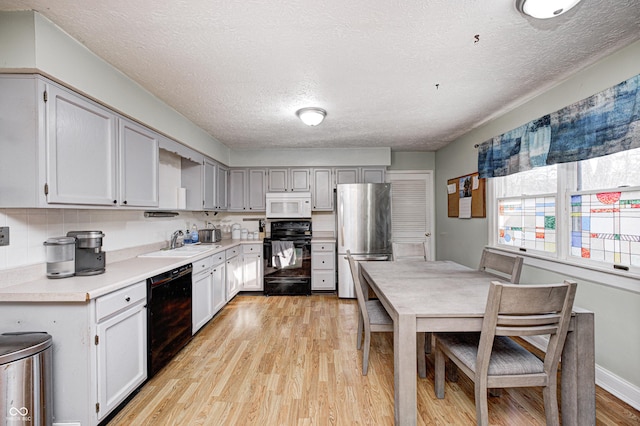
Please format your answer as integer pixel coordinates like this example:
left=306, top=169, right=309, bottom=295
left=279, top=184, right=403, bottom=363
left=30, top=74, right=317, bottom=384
left=0, top=226, right=9, bottom=246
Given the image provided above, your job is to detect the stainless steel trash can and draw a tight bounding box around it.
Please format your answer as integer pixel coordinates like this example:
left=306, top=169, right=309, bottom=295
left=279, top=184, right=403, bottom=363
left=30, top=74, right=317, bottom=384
left=0, top=332, right=53, bottom=426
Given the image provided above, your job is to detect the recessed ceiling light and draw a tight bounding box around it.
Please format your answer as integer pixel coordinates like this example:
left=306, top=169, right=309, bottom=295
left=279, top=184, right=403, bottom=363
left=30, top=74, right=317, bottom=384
left=516, top=0, right=583, bottom=19
left=296, top=108, right=326, bottom=126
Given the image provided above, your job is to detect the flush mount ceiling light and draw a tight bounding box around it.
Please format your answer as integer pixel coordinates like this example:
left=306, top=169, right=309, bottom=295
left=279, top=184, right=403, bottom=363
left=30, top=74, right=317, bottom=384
left=516, top=0, right=583, bottom=19
left=296, top=107, right=327, bottom=126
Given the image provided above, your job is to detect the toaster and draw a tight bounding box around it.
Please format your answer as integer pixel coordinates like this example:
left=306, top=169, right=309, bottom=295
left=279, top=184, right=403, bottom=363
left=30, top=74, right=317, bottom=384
left=198, top=228, right=222, bottom=243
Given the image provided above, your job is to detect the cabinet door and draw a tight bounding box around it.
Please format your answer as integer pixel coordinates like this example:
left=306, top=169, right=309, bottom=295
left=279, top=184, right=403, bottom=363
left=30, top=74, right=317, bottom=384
left=119, top=119, right=159, bottom=207
left=203, top=158, right=216, bottom=210
left=242, top=245, right=263, bottom=290
left=192, top=270, right=214, bottom=333
left=216, top=165, right=228, bottom=210
left=96, top=302, right=147, bottom=421
left=226, top=255, right=242, bottom=300
left=290, top=168, right=311, bottom=192
left=335, top=168, right=358, bottom=185
left=268, top=168, right=288, bottom=192
left=212, top=262, right=226, bottom=314
left=46, top=84, right=118, bottom=205
left=228, top=169, right=247, bottom=211
left=247, top=169, right=267, bottom=211
left=361, top=167, right=386, bottom=183
left=312, top=168, right=333, bottom=210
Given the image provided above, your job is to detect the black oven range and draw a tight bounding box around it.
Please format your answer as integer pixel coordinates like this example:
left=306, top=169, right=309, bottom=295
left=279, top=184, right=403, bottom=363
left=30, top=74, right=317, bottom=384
left=263, top=220, right=312, bottom=296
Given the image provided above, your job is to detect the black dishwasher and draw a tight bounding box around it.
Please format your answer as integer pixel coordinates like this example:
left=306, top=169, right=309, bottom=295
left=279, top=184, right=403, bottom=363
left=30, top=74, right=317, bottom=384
left=147, top=263, right=192, bottom=378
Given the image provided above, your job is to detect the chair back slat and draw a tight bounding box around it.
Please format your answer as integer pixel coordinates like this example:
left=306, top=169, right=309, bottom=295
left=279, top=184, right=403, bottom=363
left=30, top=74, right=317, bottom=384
left=392, top=242, right=428, bottom=261
left=497, top=313, right=562, bottom=327
left=496, top=325, right=561, bottom=337
left=479, top=249, right=523, bottom=283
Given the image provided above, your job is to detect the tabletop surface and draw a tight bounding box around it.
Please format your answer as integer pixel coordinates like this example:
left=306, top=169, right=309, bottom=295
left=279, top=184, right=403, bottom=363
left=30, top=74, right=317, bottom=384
left=359, top=260, right=501, bottom=318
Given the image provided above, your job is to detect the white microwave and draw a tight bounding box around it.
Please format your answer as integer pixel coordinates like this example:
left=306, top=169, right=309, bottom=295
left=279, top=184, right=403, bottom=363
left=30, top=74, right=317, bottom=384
left=265, top=192, right=312, bottom=219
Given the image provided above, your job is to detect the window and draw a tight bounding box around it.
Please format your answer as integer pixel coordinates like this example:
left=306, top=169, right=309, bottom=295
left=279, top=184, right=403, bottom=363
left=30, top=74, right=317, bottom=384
left=494, top=165, right=558, bottom=255
left=491, top=148, right=640, bottom=271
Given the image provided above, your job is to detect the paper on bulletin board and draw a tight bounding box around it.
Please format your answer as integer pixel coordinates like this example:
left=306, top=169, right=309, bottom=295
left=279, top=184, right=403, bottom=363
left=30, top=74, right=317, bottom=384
left=447, top=172, right=486, bottom=218
left=459, top=197, right=472, bottom=218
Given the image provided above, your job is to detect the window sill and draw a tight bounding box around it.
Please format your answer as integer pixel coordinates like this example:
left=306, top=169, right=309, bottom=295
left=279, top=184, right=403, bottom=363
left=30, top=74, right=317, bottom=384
left=488, top=246, right=640, bottom=295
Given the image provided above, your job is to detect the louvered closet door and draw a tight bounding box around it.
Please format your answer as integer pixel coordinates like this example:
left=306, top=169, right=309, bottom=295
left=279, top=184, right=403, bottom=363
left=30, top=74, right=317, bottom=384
left=387, top=171, right=434, bottom=260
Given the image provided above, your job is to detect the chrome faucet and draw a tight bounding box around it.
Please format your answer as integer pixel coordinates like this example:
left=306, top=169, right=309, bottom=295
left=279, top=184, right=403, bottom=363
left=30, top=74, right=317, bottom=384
left=170, top=230, right=184, bottom=249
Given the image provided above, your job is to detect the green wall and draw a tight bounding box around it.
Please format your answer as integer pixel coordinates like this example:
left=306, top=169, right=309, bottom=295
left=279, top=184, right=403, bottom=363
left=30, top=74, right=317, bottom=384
left=435, top=39, right=640, bottom=393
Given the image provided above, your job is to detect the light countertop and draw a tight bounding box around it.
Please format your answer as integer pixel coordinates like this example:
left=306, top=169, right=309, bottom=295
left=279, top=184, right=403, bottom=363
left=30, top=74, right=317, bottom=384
left=0, top=240, right=258, bottom=303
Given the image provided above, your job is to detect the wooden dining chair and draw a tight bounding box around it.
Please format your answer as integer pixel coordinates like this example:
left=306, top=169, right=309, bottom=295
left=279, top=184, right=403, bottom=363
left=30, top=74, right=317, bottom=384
left=392, top=241, right=429, bottom=261
left=478, top=249, right=524, bottom=283
left=346, top=250, right=393, bottom=375
left=434, top=280, right=577, bottom=426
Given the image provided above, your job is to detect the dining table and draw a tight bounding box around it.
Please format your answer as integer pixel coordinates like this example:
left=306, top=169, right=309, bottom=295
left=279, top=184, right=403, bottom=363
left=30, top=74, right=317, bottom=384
left=359, top=260, right=595, bottom=426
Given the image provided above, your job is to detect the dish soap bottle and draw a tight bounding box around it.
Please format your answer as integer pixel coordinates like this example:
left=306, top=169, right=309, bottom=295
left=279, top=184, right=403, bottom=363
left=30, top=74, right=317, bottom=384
left=191, top=225, right=199, bottom=244
left=184, top=226, right=192, bottom=244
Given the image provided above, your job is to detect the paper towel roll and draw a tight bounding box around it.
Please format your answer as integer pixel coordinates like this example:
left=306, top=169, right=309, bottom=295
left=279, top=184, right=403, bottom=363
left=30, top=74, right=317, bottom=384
left=177, top=187, right=187, bottom=209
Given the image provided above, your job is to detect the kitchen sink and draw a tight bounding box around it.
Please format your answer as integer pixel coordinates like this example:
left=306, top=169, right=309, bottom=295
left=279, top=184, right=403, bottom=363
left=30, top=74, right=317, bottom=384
left=138, top=244, right=222, bottom=258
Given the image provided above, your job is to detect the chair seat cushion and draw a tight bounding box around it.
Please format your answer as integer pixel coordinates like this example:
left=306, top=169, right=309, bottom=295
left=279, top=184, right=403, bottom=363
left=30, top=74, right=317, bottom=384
left=365, top=300, right=393, bottom=325
left=436, top=333, right=544, bottom=376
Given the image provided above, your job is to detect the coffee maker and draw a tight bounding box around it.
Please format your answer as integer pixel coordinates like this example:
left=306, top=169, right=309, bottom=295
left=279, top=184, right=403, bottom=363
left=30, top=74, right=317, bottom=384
left=66, top=231, right=106, bottom=276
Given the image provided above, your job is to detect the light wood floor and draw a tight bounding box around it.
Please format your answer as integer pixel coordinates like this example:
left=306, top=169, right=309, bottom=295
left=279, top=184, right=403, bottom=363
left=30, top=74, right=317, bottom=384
left=108, top=294, right=639, bottom=425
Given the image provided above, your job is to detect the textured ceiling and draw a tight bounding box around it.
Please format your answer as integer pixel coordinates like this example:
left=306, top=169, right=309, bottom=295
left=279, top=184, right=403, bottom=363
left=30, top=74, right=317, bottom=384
left=1, top=0, right=639, bottom=152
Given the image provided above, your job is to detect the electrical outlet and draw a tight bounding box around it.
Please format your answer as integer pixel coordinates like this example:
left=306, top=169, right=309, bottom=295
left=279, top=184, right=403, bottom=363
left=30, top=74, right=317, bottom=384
left=0, top=226, right=9, bottom=246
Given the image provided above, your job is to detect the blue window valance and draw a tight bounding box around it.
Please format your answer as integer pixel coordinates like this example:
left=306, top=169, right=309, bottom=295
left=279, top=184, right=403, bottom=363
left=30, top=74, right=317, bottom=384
left=478, top=73, right=640, bottom=178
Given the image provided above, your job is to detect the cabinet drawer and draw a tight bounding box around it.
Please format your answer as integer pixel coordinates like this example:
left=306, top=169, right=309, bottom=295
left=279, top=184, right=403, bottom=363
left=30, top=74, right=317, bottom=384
left=211, top=251, right=225, bottom=266
left=243, top=243, right=262, bottom=254
left=312, top=242, right=335, bottom=253
left=313, top=252, right=335, bottom=270
left=96, top=280, right=146, bottom=322
left=193, top=255, right=214, bottom=274
left=312, top=270, right=336, bottom=290
left=225, top=246, right=240, bottom=258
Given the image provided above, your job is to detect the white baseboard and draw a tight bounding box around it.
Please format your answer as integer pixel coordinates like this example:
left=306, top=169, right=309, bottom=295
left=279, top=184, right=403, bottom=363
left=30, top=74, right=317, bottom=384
left=524, top=336, right=640, bottom=411
left=596, top=366, right=640, bottom=411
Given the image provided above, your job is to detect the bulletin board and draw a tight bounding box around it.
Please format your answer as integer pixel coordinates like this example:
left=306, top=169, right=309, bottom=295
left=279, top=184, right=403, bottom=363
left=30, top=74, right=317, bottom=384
left=447, top=172, right=486, bottom=218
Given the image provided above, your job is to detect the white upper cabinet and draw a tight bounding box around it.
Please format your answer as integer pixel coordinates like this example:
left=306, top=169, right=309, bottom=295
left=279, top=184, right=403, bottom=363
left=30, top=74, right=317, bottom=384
left=216, top=164, right=228, bottom=210
left=46, top=83, right=118, bottom=206
left=228, top=169, right=246, bottom=211
left=268, top=168, right=310, bottom=192
left=335, top=167, right=386, bottom=185
left=361, top=167, right=386, bottom=183
left=247, top=169, right=267, bottom=210
left=0, top=75, right=163, bottom=209
left=312, top=168, right=334, bottom=211
left=203, top=158, right=217, bottom=210
left=335, top=168, right=358, bottom=185
left=119, top=118, right=159, bottom=207
left=229, top=168, right=266, bottom=211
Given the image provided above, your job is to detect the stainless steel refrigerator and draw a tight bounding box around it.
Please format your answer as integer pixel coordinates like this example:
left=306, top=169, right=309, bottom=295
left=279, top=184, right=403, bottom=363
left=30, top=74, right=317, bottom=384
left=336, top=183, right=392, bottom=298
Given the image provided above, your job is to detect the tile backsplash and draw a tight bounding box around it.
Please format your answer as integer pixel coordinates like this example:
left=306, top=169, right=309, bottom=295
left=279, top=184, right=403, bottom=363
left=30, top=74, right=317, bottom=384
left=0, top=209, right=336, bottom=271
left=0, top=208, right=205, bottom=270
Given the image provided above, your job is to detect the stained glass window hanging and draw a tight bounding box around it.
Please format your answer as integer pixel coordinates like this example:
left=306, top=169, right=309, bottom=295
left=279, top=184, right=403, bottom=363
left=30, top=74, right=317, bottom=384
left=570, top=191, right=640, bottom=266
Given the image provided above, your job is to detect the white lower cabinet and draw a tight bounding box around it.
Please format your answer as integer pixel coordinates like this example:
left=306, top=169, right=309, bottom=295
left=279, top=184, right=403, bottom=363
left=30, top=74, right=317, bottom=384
left=226, top=247, right=242, bottom=300
left=242, top=243, right=263, bottom=291
left=212, top=252, right=227, bottom=314
left=192, top=256, right=215, bottom=334
left=95, top=281, right=147, bottom=421
left=312, top=242, right=336, bottom=290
